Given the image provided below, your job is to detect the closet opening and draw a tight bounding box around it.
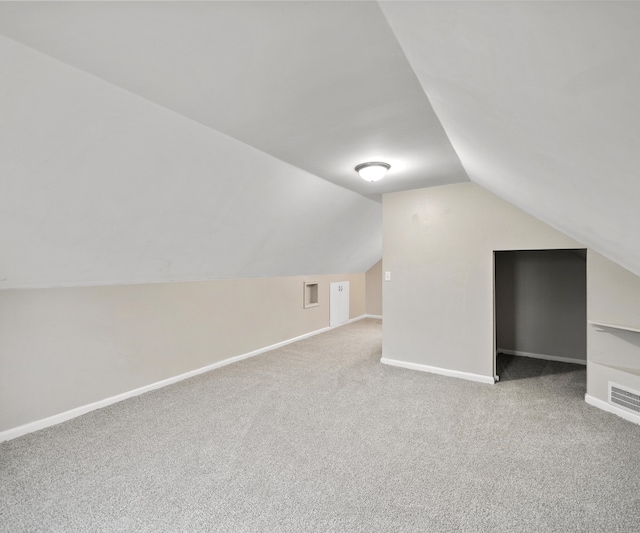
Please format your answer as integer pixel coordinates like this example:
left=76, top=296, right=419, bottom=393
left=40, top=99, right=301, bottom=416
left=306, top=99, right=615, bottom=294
left=494, top=249, right=587, bottom=384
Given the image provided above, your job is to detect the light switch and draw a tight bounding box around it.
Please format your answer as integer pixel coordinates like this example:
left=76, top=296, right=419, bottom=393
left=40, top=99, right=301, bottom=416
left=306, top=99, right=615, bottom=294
left=385, top=271, right=391, bottom=281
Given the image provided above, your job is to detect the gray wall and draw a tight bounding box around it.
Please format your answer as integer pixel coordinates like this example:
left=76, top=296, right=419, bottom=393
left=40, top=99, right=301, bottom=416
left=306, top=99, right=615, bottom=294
left=382, top=182, right=582, bottom=380
left=495, top=250, right=586, bottom=361
left=0, top=273, right=365, bottom=433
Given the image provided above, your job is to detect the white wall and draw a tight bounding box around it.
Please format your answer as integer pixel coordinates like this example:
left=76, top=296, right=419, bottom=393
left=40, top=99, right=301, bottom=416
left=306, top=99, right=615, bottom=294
left=0, top=34, right=381, bottom=288
left=587, top=251, right=640, bottom=409
left=495, top=250, right=586, bottom=362
left=0, top=273, right=365, bottom=434
left=382, top=183, right=582, bottom=381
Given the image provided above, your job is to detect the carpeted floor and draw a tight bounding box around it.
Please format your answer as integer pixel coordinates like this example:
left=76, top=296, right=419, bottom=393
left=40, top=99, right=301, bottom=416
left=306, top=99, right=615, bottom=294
left=1, top=318, right=639, bottom=532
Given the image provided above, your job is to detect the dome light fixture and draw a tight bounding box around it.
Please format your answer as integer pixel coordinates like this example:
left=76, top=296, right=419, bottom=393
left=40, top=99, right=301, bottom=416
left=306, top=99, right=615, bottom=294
left=355, top=161, right=390, bottom=182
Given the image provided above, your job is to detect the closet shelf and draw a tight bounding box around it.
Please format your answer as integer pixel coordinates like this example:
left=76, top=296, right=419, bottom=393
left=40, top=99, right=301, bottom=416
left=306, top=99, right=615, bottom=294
left=589, top=361, right=640, bottom=377
left=589, top=321, right=640, bottom=334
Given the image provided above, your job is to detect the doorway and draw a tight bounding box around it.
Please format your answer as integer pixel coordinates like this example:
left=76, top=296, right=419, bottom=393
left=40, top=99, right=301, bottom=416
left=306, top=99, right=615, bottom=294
left=494, top=249, right=587, bottom=382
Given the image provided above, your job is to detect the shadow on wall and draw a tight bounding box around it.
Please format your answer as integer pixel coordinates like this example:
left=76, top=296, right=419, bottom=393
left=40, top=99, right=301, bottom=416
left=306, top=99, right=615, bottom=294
left=594, top=327, right=640, bottom=351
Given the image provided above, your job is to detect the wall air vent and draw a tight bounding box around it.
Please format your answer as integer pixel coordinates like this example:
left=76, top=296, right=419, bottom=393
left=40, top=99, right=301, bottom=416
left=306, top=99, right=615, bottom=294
left=610, top=383, right=640, bottom=414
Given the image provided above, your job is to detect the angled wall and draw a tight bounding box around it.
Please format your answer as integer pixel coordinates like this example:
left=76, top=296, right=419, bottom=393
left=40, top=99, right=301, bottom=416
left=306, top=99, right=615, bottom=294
left=382, top=182, right=582, bottom=381
left=381, top=1, right=640, bottom=278
left=0, top=34, right=381, bottom=288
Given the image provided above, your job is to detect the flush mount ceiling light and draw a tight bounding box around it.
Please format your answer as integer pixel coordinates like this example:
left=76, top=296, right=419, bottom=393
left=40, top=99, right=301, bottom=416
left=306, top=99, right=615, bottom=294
left=355, top=162, right=390, bottom=182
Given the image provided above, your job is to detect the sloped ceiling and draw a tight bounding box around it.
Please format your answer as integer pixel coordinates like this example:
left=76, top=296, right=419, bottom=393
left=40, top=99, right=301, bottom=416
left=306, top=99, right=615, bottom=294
left=0, top=1, right=467, bottom=288
left=0, top=1, right=467, bottom=201
left=380, top=1, right=640, bottom=276
left=1, top=1, right=639, bottom=287
left=0, top=34, right=382, bottom=288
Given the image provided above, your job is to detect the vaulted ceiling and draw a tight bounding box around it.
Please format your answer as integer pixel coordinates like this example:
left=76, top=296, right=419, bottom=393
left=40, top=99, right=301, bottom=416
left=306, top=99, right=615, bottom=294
left=380, top=1, right=640, bottom=277
left=1, top=1, right=639, bottom=288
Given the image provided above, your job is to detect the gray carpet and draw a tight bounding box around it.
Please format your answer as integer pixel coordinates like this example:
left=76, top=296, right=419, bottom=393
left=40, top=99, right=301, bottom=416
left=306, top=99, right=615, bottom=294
left=1, top=318, right=639, bottom=532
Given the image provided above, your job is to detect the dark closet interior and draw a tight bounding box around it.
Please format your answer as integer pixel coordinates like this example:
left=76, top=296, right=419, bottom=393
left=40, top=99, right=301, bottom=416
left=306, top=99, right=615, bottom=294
left=494, top=249, right=587, bottom=381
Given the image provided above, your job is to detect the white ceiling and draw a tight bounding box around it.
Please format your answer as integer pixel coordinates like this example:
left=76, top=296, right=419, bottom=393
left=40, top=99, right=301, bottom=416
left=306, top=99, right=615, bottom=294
left=1, top=1, right=640, bottom=285
left=0, top=1, right=468, bottom=202
left=380, top=1, right=640, bottom=276
left=0, top=32, right=381, bottom=288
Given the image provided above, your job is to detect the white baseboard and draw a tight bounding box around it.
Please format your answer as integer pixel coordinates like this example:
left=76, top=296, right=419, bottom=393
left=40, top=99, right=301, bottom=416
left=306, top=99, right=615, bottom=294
left=585, top=394, right=640, bottom=426
left=380, top=357, right=495, bottom=384
left=363, top=314, right=382, bottom=320
left=0, top=322, right=355, bottom=443
left=498, top=348, right=586, bottom=366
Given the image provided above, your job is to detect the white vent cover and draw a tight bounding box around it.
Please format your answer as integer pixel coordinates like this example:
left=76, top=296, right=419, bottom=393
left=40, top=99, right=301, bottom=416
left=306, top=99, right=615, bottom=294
left=609, top=383, right=640, bottom=414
